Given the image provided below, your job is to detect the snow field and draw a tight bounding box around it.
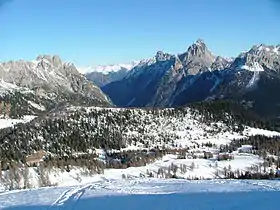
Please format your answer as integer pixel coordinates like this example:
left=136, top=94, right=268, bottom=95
left=1, top=179, right=280, bottom=209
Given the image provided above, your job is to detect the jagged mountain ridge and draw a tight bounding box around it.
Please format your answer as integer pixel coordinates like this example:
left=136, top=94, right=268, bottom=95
left=102, top=39, right=229, bottom=107
left=101, top=40, right=280, bottom=118
left=0, top=55, right=111, bottom=117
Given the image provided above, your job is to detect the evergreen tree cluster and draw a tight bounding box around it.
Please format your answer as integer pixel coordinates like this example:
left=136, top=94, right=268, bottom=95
left=0, top=100, right=276, bottom=170
left=189, top=100, right=275, bottom=131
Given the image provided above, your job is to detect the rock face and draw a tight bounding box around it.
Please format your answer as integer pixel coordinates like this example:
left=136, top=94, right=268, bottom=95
left=102, top=40, right=280, bottom=118
left=0, top=55, right=111, bottom=116
left=178, top=39, right=216, bottom=75
left=102, top=39, right=219, bottom=107
left=230, top=45, right=280, bottom=72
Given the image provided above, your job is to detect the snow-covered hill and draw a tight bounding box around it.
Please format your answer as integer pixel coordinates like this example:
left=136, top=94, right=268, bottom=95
left=6, top=104, right=275, bottom=157
left=1, top=103, right=280, bottom=191
left=0, top=152, right=264, bottom=190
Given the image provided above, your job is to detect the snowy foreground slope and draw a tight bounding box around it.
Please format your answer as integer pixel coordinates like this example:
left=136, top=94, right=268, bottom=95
left=1, top=179, right=280, bottom=210
left=38, top=153, right=263, bottom=188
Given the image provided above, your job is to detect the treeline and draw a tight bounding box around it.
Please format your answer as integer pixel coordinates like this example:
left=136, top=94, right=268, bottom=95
left=227, top=135, right=280, bottom=156
left=189, top=100, right=276, bottom=131
left=224, top=135, right=280, bottom=168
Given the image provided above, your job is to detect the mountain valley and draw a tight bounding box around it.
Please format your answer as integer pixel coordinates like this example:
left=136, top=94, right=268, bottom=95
left=1, top=41, right=280, bottom=191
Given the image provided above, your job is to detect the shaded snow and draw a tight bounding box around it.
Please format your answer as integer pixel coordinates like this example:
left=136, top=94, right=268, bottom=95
left=0, top=80, right=33, bottom=96
left=210, top=76, right=221, bottom=92
left=246, top=70, right=260, bottom=88
left=1, top=179, right=280, bottom=210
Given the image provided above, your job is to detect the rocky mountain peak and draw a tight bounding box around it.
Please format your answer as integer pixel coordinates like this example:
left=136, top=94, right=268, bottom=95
left=248, top=44, right=279, bottom=56
left=155, top=51, right=173, bottom=62
left=187, top=39, right=208, bottom=55
left=178, top=39, right=216, bottom=65
left=36, top=55, right=63, bottom=67
left=211, top=56, right=231, bottom=70
left=231, top=44, right=280, bottom=72
left=194, top=38, right=207, bottom=47
left=175, top=40, right=216, bottom=75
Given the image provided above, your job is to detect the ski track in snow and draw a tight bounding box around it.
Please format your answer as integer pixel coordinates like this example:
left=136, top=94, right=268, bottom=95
left=52, top=184, right=93, bottom=207
left=241, top=180, right=279, bottom=191
left=52, top=178, right=111, bottom=208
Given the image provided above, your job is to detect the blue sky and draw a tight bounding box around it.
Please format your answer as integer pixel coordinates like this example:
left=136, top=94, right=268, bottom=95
left=0, top=0, right=280, bottom=66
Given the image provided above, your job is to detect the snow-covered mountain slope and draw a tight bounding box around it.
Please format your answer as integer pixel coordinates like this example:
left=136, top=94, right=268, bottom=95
left=1, top=179, right=280, bottom=210
left=80, top=61, right=139, bottom=75
left=2, top=103, right=271, bottom=160
left=0, top=55, right=111, bottom=117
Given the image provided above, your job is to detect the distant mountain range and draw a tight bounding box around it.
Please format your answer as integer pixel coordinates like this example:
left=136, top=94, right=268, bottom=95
left=79, top=62, right=139, bottom=87
left=83, top=39, right=280, bottom=118
left=1, top=40, right=280, bottom=119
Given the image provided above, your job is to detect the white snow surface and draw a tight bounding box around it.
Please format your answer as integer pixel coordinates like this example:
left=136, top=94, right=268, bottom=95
left=273, top=46, right=279, bottom=55
left=78, top=61, right=140, bottom=75
left=241, top=62, right=264, bottom=72
left=27, top=101, right=46, bottom=111
left=1, top=179, right=280, bottom=210
left=244, top=127, right=280, bottom=137
left=0, top=115, right=36, bottom=129
left=0, top=151, right=267, bottom=192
